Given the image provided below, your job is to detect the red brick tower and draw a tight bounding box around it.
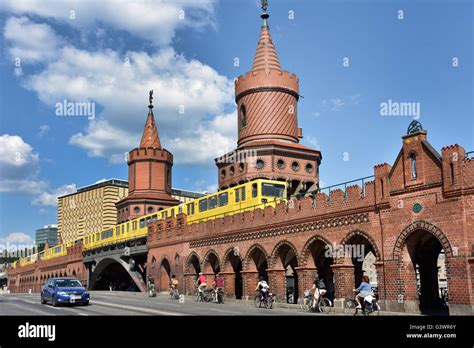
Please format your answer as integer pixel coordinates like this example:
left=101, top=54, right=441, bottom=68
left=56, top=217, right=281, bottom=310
left=215, top=1, right=322, bottom=196
left=116, top=90, right=179, bottom=223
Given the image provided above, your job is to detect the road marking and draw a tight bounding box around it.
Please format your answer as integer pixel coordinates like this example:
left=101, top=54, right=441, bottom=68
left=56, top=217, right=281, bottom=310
left=77, top=312, right=88, bottom=316
left=208, top=308, right=242, bottom=315
left=22, top=300, right=36, bottom=304
left=91, top=300, right=186, bottom=316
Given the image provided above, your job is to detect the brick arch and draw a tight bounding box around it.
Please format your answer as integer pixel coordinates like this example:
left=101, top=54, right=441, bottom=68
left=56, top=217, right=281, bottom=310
left=393, top=220, right=453, bottom=259
left=339, top=229, right=381, bottom=260
left=201, top=249, right=221, bottom=273
left=243, top=244, right=269, bottom=271
left=269, top=239, right=300, bottom=267
left=185, top=252, right=201, bottom=274
left=300, top=234, right=333, bottom=267
left=221, top=246, right=243, bottom=272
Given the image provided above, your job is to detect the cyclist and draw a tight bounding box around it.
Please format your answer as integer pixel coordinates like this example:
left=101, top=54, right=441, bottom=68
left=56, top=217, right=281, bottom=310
left=213, top=272, right=224, bottom=303
left=196, top=272, right=207, bottom=294
left=255, top=276, right=270, bottom=303
left=353, top=275, right=373, bottom=309
left=311, top=275, right=327, bottom=308
left=169, top=275, right=179, bottom=297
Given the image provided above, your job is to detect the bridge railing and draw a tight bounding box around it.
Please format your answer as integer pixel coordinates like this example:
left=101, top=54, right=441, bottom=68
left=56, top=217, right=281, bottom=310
left=308, top=175, right=375, bottom=203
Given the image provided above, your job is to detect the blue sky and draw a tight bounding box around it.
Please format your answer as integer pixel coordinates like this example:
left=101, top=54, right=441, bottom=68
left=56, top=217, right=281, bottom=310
left=0, top=0, right=472, bottom=246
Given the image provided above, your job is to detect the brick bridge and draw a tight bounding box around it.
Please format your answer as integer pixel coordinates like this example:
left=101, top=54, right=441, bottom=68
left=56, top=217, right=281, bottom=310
left=7, top=132, right=474, bottom=315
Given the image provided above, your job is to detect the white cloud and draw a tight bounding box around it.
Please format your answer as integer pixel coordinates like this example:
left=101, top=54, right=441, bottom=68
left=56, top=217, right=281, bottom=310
left=329, top=98, right=345, bottom=111
left=0, top=134, right=39, bottom=179
left=0, top=134, right=75, bottom=206
left=23, top=46, right=234, bottom=164
left=0, top=0, right=216, bottom=46
left=0, top=232, right=34, bottom=244
left=4, top=16, right=60, bottom=63
left=32, top=183, right=76, bottom=206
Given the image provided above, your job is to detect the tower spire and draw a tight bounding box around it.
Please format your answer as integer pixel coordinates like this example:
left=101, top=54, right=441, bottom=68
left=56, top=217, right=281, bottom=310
left=252, top=0, right=281, bottom=72
left=139, top=90, right=161, bottom=148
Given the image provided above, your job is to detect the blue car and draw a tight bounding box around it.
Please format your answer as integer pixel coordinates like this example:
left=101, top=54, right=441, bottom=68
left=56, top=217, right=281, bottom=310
left=41, top=277, right=90, bottom=306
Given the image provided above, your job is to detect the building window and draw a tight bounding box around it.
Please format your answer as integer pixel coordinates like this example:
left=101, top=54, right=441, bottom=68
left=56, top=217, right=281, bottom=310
left=134, top=207, right=140, bottom=214
left=292, top=161, right=300, bottom=171
left=450, top=162, right=455, bottom=185
left=240, top=105, right=247, bottom=128
left=147, top=207, right=154, bottom=214
left=410, top=153, right=417, bottom=179
left=256, top=159, right=264, bottom=169
left=221, top=169, right=226, bottom=179
left=230, top=166, right=235, bottom=176
left=239, top=163, right=245, bottom=172
left=305, top=163, right=313, bottom=173
left=277, top=159, right=285, bottom=169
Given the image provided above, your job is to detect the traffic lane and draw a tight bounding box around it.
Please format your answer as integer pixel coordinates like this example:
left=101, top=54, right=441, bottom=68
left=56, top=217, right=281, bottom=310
left=0, top=294, right=151, bottom=316
left=89, top=292, right=318, bottom=316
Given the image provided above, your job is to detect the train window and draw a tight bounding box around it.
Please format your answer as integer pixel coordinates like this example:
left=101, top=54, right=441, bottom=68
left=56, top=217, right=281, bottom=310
left=122, top=225, right=125, bottom=234
left=218, top=192, right=228, bottom=206
left=54, top=246, right=61, bottom=253
left=171, top=209, right=175, bottom=217
left=252, top=183, right=258, bottom=198
left=199, top=199, right=207, bottom=212
left=146, top=217, right=151, bottom=226
left=261, top=183, right=286, bottom=197
left=187, top=203, right=195, bottom=215
left=140, top=219, right=145, bottom=228
left=116, top=227, right=120, bottom=236
left=161, top=211, right=168, bottom=219
left=151, top=214, right=157, bottom=222
left=235, top=188, right=240, bottom=203
left=208, top=196, right=218, bottom=209
left=126, top=223, right=129, bottom=233
left=133, top=221, right=137, bottom=230
left=178, top=206, right=182, bottom=214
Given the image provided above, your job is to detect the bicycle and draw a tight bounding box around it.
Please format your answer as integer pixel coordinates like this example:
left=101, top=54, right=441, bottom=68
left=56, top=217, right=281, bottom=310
left=254, top=291, right=275, bottom=309
left=169, top=287, right=179, bottom=300
left=196, top=286, right=212, bottom=302
left=301, top=289, right=332, bottom=314
left=345, top=291, right=380, bottom=316
left=213, top=288, right=225, bottom=304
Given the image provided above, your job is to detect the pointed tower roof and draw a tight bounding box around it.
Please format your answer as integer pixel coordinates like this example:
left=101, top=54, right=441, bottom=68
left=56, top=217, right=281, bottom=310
left=251, top=0, right=281, bottom=72
left=139, top=90, right=161, bottom=148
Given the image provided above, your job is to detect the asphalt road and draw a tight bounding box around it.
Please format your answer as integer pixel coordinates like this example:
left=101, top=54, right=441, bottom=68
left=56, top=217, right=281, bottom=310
left=0, top=291, right=334, bottom=316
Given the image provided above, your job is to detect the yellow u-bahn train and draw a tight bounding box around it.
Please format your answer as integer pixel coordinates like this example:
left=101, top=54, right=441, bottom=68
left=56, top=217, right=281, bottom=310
left=15, top=179, right=287, bottom=267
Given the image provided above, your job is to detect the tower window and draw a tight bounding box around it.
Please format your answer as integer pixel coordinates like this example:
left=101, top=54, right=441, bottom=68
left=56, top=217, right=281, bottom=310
left=255, top=159, right=264, bottom=169
left=240, top=105, right=247, bottom=128
left=410, top=153, right=417, bottom=179
left=450, top=162, right=455, bottom=185
left=305, top=163, right=313, bottom=173
left=292, top=161, right=300, bottom=171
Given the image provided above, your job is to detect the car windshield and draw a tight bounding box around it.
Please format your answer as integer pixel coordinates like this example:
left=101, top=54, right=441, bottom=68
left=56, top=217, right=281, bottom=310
left=261, top=183, right=286, bottom=198
left=54, top=279, right=82, bottom=288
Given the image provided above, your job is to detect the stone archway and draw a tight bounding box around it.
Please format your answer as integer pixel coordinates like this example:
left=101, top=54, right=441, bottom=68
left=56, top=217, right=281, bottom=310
left=393, top=221, right=453, bottom=315
left=184, top=252, right=201, bottom=295
left=270, top=240, right=300, bottom=303
left=333, top=229, right=381, bottom=300
left=301, top=235, right=335, bottom=303
left=222, top=247, right=243, bottom=299
left=158, top=257, right=172, bottom=292
left=242, top=244, right=269, bottom=298
left=89, top=258, right=140, bottom=291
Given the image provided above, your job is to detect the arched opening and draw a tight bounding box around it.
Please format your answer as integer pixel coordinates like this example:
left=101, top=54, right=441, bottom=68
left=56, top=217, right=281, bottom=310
left=91, top=260, right=139, bottom=292
left=223, top=249, right=243, bottom=299
left=342, top=231, right=379, bottom=292
left=247, top=246, right=268, bottom=281
left=186, top=253, right=201, bottom=278
left=203, top=251, right=220, bottom=275
left=272, top=242, right=299, bottom=304
left=403, top=229, right=449, bottom=315
left=306, top=237, right=335, bottom=303
left=159, top=258, right=172, bottom=292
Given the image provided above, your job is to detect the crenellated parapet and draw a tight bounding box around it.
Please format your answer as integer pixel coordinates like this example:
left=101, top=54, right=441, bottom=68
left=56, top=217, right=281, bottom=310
left=128, top=147, right=173, bottom=164
left=235, top=69, right=299, bottom=100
